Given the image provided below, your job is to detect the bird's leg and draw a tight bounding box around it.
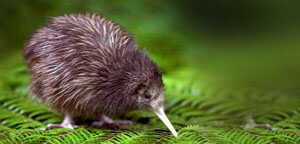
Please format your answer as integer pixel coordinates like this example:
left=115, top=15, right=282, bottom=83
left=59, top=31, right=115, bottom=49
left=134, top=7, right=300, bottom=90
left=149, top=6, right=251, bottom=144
left=46, top=113, right=78, bottom=130
left=90, top=115, right=135, bottom=129
left=243, top=115, right=272, bottom=130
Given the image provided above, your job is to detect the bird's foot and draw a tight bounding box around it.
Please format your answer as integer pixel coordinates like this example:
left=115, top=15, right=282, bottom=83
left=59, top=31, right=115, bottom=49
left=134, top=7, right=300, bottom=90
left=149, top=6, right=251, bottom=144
left=90, top=115, right=135, bottom=130
left=45, top=113, right=78, bottom=130
left=244, top=123, right=272, bottom=130
left=243, top=115, right=272, bottom=130
left=46, top=123, right=78, bottom=130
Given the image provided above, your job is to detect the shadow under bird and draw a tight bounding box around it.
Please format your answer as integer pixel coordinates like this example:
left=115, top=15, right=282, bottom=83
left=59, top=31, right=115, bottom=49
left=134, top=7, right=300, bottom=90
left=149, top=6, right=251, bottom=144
left=22, top=13, right=177, bottom=137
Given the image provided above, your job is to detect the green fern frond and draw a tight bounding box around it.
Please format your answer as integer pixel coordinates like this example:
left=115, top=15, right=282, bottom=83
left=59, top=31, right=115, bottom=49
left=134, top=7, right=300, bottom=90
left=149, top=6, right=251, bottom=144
left=1, top=53, right=300, bottom=143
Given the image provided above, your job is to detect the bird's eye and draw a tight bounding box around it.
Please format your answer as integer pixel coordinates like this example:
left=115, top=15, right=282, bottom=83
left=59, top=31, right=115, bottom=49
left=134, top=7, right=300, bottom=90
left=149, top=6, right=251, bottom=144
left=144, top=93, right=151, bottom=99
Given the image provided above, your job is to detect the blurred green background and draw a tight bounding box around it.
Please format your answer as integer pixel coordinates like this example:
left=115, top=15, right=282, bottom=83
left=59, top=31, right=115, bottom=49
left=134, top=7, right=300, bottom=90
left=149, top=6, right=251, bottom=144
left=1, top=0, right=300, bottom=85
left=1, top=0, right=300, bottom=143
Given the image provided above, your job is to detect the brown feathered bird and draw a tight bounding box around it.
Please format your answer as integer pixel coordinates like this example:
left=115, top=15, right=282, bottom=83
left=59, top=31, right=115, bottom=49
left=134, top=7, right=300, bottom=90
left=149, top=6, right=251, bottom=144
left=22, top=13, right=177, bottom=137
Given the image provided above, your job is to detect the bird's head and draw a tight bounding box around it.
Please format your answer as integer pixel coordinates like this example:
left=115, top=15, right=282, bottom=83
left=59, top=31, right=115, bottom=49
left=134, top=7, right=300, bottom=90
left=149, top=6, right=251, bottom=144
left=122, top=50, right=177, bottom=137
left=133, top=77, right=177, bottom=137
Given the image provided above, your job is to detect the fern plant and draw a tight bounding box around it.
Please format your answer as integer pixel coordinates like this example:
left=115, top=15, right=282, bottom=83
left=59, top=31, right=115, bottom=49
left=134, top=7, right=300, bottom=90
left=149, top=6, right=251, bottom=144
left=0, top=54, right=300, bottom=144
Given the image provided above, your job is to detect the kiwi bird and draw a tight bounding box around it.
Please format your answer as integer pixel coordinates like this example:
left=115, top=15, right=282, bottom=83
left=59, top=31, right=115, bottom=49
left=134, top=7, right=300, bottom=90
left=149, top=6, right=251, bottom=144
left=23, top=13, right=177, bottom=137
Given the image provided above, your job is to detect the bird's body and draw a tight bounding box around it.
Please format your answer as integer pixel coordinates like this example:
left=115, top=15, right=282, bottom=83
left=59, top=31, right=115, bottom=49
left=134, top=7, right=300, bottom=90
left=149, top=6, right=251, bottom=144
left=23, top=13, right=177, bottom=137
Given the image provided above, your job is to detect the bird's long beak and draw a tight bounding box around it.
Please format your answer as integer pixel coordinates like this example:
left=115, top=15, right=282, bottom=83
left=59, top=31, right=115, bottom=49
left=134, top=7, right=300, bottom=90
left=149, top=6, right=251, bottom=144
left=154, top=106, right=177, bottom=137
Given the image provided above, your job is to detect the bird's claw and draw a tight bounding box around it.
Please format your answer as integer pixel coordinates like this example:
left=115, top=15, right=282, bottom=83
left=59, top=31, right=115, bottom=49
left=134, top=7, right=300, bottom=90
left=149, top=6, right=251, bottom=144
left=45, top=123, right=78, bottom=130
left=90, top=115, right=135, bottom=129
left=244, top=123, right=272, bottom=130
left=45, top=113, right=78, bottom=130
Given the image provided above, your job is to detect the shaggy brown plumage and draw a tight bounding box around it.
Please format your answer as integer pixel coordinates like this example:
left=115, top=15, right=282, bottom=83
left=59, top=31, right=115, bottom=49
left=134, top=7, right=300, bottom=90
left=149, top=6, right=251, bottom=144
left=23, top=13, right=162, bottom=120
